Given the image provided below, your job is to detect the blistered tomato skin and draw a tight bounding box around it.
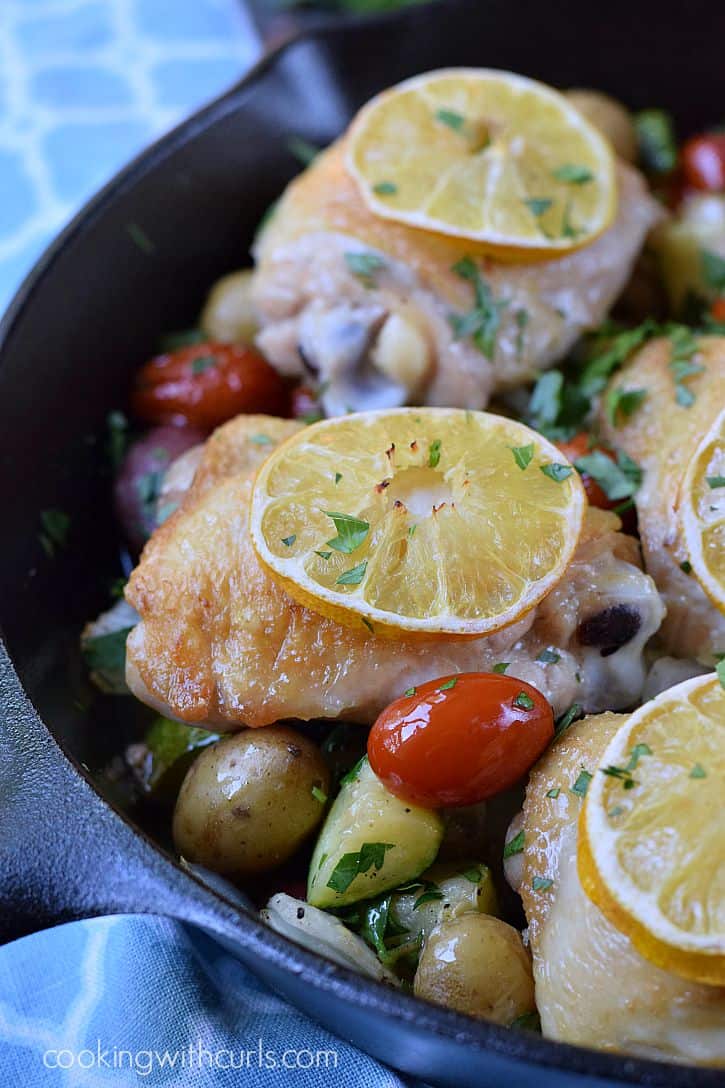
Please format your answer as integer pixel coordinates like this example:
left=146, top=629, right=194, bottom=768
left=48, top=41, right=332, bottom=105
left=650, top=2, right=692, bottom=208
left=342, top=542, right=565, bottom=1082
left=367, top=674, right=554, bottom=808
left=132, top=342, right=289, bottom=429
left=682, top=134, right=725, bottom=192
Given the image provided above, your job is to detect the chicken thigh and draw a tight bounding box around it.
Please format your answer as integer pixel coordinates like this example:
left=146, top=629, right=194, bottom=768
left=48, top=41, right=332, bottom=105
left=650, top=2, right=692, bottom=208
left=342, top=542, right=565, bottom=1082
left=600, top=336, right=725, bottom=664
left=125, top=415, right=664, bottom=729
left=517, top=712, right=725, bottom=1064
left=252, top=143, right=660, bottom=416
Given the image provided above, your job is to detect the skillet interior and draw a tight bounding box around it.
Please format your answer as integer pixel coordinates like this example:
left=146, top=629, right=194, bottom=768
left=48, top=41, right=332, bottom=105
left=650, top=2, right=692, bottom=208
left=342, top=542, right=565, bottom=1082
left=0, top=1, right=722, bottom=1084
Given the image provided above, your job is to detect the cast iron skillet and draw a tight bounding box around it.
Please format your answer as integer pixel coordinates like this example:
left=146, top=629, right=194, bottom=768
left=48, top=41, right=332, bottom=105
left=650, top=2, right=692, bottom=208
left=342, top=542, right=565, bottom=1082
left=0, top=2, right=722, bottom=1085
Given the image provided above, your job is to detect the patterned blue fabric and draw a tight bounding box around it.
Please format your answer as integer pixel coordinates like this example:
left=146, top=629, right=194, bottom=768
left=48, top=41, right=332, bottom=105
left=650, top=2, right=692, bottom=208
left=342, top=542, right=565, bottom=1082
left=0, top=0, right=261, bottom=317
left=0, top=914, right=415, bottom=1086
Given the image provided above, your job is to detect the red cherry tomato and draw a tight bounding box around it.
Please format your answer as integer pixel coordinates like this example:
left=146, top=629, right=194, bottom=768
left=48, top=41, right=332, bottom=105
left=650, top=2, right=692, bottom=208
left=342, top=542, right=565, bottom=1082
left=682, top=133, right=725, bottom=192
left=132, top=342, right=289, bottom=430
left=711, top=298, right=725, bottom=322
left=556, top=432, right=615, bottom=511
left=367, top=673, right=554, bottom=808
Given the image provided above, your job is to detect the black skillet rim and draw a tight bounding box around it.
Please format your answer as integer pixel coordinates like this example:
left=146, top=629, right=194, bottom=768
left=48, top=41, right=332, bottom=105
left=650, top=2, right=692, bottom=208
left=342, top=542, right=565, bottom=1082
left=0, top=11, right=719, bottom=1088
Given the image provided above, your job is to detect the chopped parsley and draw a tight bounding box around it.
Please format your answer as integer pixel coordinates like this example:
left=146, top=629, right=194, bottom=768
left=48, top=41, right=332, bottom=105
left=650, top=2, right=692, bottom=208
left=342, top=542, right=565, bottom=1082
left=106, top=409, right=128, bottom=470
left=339, top=756, right=366, bottom=787
left=281, top=535, right=296, bottom=547
left=599, top=743, right=652, bottom=789
left=404, top=687, right=417, bottom=697
left=540, top=462, right=573, bottom=482
left=690, top=763, right=707, bottom=780
left=680, top=560, right=693, bottom=574
left=439, top=677, right=457, bottom=691
left=158, top=328, right=206, bottom=352
left=287, top=136, right=320, bottom=166
left=462, top=865, right=483, bottom=883
left=605, top=387, right=647, bottom=426
left=335, top=472, right=343, bottom=484
left=707, top=475, right=725, bottom=489
left=634, top=109, right=677, bottom=174
left=250, top=433, right=274, bottom=445
left=126, top=221, right=155, bottom=254
left=136, top=466, right=166, bottom=525
left=190, top=354, right=216, bottom=375
left=413, top=889, right=444, bottom=910
left=552, top=164, right=594, bottom=184
left=546, top=787, right=561, bottom=799
left=514, top=308, right=529, bottom=360
left=524, top=197, right=554, bottom=217
left=571, top=769, right=592, bottom=797
left=39, top=509, right=70, bottom=557
left=325, top=511, right=369, bottom=553
left=514, top=691, right=535, bottom=710
left=336, top=560, right=367, bottom=586
left=716, top=657, right=725, bottom=690
left=510, top=443, right=534, bottom=470
left=156, top=501, right=178, bottom=525
left=556, top=702, right=583, bottom=735
left=503, top=829, right=525, bottom=858
left=701, top=249, right=725, bottom=291
left=532, top=876, right=553, bottom=892
left=492, top=662, right=510, bottom=674
left=428, top=438, right=442, bottom=468
left=326, top=842, right=395, bottom=894
left=315, top=550, right=332, bottom=561
left=536, top=648, right=560, bottom=664
left=580, top=320, right=658, bottom=396
left=83, top=627, right=133, bottom=675
left=449, top=256, right=506, bottom=360
left=625, top=743, right=652, bottom=771
left=311, top=785, right=328, bottom=804
left=510, top=1011, right=542, bottom=1032
left=436, top=108, right=465, bottom=132
left=668, top=325, right=704, bottom=407
left=345, top=251, right=385, bottom=287
left=574, top=449, right=642, bottom=501
left=362, top=618, right=375, bottom=634
left=373, top=180, right=398, bottom=195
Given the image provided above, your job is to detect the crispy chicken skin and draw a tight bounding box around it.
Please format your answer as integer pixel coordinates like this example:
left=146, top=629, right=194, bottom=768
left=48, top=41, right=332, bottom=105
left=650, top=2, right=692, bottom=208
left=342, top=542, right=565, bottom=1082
left=125, top=415, right=663, bottom=729
left=518, top=712, right=725, bottom=1064
left=251, top=142, right=661, bottom=416
left=600, top=336, right=725, bottom=664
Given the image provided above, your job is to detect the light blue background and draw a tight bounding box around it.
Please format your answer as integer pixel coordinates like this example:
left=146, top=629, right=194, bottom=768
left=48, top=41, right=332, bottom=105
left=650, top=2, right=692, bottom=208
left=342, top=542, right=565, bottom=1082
left=0, top=0, right=261, bottom=318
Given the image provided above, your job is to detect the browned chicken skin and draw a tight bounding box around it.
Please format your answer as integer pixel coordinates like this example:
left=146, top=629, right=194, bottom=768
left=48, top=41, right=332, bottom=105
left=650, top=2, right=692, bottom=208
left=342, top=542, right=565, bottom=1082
left=125, top=415, right=664, bottom=728
left=600, top=336, right=725, bottom=664
left=517, top=712, right=725, bottom=1064
left=252, top=143, right=661, bottom=416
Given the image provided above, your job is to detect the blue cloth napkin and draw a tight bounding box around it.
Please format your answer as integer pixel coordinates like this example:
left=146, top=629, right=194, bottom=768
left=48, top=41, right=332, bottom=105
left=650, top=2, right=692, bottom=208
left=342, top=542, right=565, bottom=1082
left=0, top=0, right=261, bottom=318
left=0, top=914, right=416, bottom=1086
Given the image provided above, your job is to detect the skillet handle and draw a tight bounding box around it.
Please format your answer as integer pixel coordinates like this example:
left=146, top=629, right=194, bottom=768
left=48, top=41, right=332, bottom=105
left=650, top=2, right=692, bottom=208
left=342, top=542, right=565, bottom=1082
left=0, top=647, right=239, bottom=942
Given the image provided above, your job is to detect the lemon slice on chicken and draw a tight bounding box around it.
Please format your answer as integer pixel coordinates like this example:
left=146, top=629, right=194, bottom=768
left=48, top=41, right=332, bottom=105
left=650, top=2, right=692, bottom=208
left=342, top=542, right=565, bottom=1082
left=579, top=673, right=725, bottom=986
left=346, top=68, right=617, bottom=261
left=679, top=406, right=725, bottom=614
left=249, top=408, right=585, bottom=638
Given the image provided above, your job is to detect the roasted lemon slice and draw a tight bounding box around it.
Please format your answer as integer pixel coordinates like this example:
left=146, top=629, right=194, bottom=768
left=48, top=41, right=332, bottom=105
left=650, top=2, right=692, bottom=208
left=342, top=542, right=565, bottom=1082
left=579, top=673, right=725, bottom=986
left=679, top=406, right=725, bottom=614
left=346, top=68, right=617, bottom=261
left=249, top=408, right=585, bottom=638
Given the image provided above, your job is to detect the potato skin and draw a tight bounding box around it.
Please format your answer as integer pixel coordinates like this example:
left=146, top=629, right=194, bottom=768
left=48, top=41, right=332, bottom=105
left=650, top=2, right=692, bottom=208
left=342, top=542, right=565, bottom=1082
left=172, top=725, right=330, bottom=877
left=414, top=914, right=535, bottom=1025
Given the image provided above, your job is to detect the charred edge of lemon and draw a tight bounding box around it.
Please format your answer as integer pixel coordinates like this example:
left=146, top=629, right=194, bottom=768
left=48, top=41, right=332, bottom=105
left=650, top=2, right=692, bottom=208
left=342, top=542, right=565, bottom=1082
left=577, top=810, right=725, bottom=988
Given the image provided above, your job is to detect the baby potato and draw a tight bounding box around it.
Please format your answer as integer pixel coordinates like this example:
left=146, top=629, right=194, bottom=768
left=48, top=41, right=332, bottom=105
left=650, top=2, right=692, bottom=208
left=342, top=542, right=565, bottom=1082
left=566, top=89, right=638, bottom=163
left=414, top=914, right=535, bottom=1026
left=172, top=725, right=330, bottom=878
left=200, top=269, right=258, bottom=344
